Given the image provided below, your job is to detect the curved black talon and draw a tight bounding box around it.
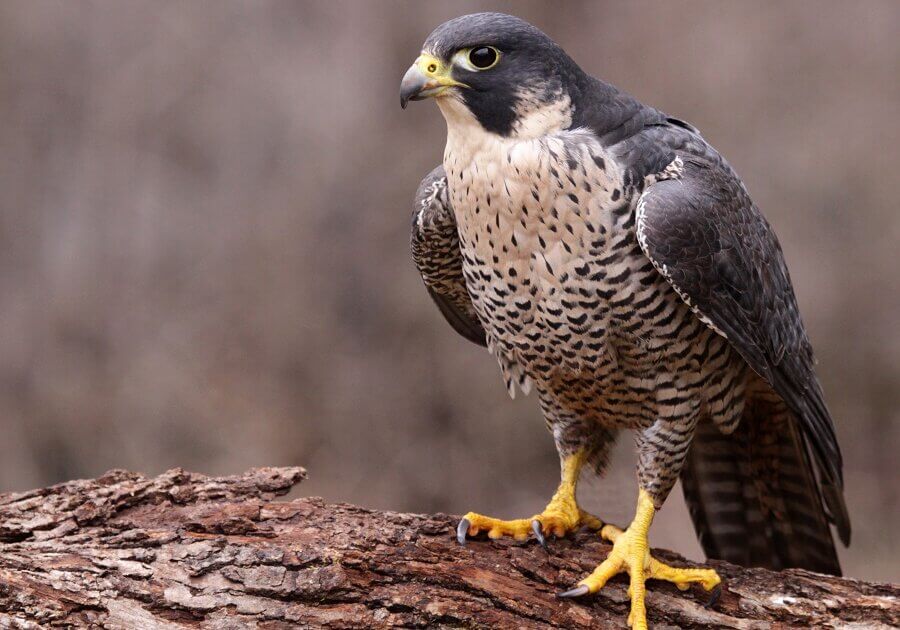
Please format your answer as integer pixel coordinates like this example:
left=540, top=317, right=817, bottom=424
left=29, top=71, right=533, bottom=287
left=557, top=584, right=590, bottom=598
left=704, top=583, right=723, bottom=609
left=531, top=519, right=546, bottom=549
left=456, top=518, right=470, bottom=546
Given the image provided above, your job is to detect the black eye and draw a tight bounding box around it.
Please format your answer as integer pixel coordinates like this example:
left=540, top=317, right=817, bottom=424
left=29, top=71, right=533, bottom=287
left=468, top=46, right=499, bottom=69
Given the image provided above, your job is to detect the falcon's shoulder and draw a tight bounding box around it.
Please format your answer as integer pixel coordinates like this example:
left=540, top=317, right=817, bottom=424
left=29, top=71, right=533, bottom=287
left=633, top=126, right=804, bottom=389
left=411, top=165, right=486, bottom=347
left=630, top=123, right=847, bottom=538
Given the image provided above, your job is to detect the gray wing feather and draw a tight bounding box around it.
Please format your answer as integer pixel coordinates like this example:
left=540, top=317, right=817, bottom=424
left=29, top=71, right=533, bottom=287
left=635, top=135, right=850, bottom=545
left=411, top=166, right=486, bottom=347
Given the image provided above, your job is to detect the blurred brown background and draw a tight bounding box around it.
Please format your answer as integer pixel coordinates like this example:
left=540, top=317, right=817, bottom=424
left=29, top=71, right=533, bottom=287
left=0, top=1, right=897, bottom=581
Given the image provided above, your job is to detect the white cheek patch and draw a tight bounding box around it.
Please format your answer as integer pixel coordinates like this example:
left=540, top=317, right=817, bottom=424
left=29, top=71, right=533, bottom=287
left=512, top=89, right=573, bottom=139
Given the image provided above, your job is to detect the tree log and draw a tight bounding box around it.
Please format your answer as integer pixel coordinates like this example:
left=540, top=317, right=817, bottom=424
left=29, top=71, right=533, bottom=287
left=0, top=467, right=895, bottom=629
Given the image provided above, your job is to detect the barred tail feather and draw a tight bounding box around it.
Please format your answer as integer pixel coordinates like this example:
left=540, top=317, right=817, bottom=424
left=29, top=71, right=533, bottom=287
left=681, top=396, right=843, bottom=576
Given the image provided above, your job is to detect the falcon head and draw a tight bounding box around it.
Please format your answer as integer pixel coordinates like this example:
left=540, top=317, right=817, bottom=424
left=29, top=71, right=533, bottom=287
left=400, top=13, right=583, bottom=138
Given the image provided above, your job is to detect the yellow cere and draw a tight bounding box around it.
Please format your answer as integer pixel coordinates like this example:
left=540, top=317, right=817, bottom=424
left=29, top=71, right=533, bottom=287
left=415, top=53, right=468, bottom=92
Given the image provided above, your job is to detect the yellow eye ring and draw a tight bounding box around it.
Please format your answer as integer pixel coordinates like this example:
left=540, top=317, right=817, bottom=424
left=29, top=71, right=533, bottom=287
left=467, top=46, right=500, bottom=70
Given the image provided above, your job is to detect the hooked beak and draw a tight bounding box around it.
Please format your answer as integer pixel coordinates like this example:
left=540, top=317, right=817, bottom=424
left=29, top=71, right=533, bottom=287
left=400, top=54, right=467, bottom=109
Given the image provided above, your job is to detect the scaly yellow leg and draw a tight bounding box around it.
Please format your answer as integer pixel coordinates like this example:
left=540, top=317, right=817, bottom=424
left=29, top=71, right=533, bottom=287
left=558, top=489, right=721, bottom=630
left=458, top=451, right=604, bottom=546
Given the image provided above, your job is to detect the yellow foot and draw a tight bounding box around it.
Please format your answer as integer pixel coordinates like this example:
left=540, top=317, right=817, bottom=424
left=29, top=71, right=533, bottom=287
left=457, top=451, right=603, bottom=547
left=457, top=506, right=603, bottom=547
left=558, top=523, right=721, bottom=629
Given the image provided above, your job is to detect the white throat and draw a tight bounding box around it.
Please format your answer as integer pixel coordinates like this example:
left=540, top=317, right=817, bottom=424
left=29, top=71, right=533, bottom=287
left=436, top=89, right=574, bottom=165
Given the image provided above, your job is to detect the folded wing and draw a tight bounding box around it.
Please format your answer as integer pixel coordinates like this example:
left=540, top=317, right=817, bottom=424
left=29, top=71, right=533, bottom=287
left=411, top=166, right=486, bottom=347
left=635, top=134, right=850, bottom=565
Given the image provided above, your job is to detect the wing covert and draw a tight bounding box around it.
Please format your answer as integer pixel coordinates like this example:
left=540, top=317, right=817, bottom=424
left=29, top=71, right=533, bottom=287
left=635, top=146, right=850, bottom=544
left=411, top=166, right=486, bottom=347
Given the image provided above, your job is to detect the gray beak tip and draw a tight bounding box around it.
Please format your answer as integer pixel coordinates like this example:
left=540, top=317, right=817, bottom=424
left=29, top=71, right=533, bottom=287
left=400, top=63, right=428, bottom=111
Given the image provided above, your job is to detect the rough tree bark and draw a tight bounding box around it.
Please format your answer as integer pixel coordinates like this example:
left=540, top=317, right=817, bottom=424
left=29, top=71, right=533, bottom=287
left=0, top=468, right=895, bottom=629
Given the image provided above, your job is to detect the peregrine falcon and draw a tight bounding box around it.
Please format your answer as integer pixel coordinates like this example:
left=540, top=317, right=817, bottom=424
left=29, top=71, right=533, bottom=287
left=402, top=13, right=849, bottom=628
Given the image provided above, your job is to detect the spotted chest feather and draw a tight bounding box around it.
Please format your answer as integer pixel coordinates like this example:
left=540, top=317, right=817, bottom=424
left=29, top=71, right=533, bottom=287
left=447, top=131, right=627, bottom=359
left=442, top=120, right=746, bottom=437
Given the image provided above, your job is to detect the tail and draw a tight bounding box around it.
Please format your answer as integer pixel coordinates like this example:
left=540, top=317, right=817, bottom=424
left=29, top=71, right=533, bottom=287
left=681, top=393, right=847, bottom=576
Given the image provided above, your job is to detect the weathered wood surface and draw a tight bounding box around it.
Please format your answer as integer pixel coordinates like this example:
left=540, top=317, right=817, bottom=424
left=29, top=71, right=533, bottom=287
left=0, top=467, right=896, bottom=628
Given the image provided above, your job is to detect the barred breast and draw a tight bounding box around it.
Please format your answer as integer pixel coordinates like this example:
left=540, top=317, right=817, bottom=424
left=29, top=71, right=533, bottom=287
left=443, top=126, right=749, bottom=453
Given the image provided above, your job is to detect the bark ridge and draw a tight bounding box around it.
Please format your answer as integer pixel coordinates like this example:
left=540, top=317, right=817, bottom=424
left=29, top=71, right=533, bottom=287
left=0, top=467, right=896, bottom=628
